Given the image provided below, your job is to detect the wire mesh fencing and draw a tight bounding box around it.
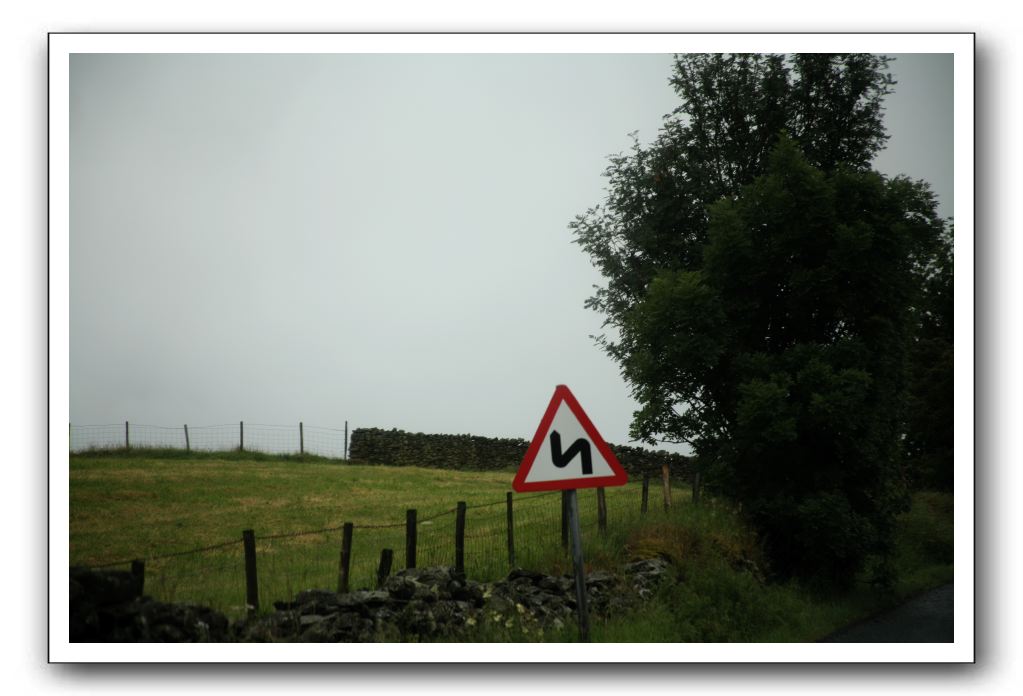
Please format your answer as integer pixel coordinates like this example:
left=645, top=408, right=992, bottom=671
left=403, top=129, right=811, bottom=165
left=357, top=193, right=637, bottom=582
left=69, top=421, right=350, bottom=459
left=80, top=480, right=698, bottom=621
left=86, top=538, right=249, bottom=617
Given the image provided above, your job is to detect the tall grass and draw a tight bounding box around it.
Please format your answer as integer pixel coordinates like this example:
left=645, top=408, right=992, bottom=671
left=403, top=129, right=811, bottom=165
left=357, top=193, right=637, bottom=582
left=70, top=451, right=662, bottom=618
left=485, top=490, right=955, bottom=643
left=69, top=450, right=953, bottom=640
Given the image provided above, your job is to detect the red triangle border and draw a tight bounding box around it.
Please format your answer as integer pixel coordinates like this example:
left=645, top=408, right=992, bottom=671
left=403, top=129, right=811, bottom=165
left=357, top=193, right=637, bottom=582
left=512, top=385, right=629, bottom=492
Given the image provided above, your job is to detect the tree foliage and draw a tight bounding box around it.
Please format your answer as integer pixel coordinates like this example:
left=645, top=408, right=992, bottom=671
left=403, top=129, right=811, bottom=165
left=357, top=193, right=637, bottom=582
left=905, top=224, right=954, bottom=491
left=571, top=54, right=950, bottom=586
left=573, top=54, right=896, bottom=331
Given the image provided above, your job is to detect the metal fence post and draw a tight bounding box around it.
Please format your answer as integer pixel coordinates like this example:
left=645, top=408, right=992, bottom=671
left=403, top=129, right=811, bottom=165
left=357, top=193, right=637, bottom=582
left=566, top=489, right=590, bottom=642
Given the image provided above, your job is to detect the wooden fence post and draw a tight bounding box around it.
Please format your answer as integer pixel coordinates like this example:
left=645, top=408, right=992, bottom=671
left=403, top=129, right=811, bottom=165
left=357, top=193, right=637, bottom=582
left=337, top=522, right=354, bottom=594
left=299, top=422, right=304, bottom=455
left=242, top=529, right=258, bottom=616
left=597, top=487, right=607, bottom=534
left=506, top=491, right=515, bottom=568
left=125, top=421, right=130, bottom=449
left=184, top=424, right=190, bottom=452
left=344, top=421, right=349, bottom=460
left=641, top=473, right=650, bottom=515
left=405, top=509, right=417, bottom=569
left=455, top=501, right=467, bottom=575
left=240, top=421, right=244, bottom=451
left=692, top=471, right=701, bottom=506
left=561, top=491, right=569, bottom=550
left=130, top=559, right=145, bottom=598
left=377, top=548, right=394, bottom=588
left=662, top=463, right=672, bottom=511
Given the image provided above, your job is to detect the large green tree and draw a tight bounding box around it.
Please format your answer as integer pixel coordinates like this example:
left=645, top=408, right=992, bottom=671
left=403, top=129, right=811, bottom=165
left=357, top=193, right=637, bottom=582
left=572, top=54, right=948, bottom=586
left=573, top=54, right=896, bottom=331
left=905, top=224, right=954, bottom=491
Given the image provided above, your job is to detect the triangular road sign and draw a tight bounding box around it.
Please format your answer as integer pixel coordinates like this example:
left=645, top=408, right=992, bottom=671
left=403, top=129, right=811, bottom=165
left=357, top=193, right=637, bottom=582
left=513, top=385, right=629, bottom=492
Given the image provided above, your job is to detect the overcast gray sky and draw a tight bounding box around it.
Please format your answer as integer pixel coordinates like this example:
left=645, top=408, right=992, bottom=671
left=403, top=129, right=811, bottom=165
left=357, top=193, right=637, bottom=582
left=69, top=53, right=952, bottom=453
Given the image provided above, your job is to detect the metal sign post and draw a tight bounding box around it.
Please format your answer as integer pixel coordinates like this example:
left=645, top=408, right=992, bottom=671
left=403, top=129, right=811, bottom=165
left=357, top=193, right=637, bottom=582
left=566, top=488, right=590, bottom=642
left=514, top=385, right=630, bottom=643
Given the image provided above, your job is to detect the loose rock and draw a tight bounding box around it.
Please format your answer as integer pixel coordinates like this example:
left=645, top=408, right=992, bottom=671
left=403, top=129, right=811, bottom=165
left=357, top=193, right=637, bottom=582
left=71, top=559, right=674, bottom=642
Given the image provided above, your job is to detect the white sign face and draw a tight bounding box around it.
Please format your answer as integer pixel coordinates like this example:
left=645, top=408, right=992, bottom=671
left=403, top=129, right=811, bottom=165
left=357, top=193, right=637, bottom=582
left=521, top=400, right=617, bottom=484
left=513, top=385, right=628, bottom=492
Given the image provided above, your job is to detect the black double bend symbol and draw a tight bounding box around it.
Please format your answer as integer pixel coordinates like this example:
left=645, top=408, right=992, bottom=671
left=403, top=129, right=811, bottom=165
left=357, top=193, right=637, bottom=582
left=549, top=431, right=593, bottom=475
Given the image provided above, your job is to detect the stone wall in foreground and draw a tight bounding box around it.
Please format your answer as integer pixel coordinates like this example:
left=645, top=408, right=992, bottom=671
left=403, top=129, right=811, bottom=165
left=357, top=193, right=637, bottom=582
left=70, top=560, right=673, bottom=642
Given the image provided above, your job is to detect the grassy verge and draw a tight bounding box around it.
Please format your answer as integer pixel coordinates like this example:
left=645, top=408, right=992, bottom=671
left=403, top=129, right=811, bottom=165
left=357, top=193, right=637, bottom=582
left=489, top=489, right=955, bottom=643
left=70, top=449, right=649, bottom=618
left=68, top=450, right=952, bottom=639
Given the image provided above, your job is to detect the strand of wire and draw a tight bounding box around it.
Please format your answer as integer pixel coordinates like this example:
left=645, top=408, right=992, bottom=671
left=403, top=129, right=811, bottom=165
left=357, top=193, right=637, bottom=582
left=82, top=487, right=631, bottom=570
left=86, top=538, right=242, bottom=569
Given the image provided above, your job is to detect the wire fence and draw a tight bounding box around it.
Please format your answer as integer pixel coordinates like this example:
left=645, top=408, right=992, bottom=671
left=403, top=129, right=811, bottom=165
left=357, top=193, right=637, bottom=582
left=69, top=421, right=350, bottom=460
left=80, top=480, right=690, bottom=621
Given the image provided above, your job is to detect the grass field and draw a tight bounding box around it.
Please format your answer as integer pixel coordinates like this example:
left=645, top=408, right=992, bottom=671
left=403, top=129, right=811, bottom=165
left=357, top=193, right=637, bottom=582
left=69, top=449, right=954, bottom=640
left=70, top=449, right=664, bottom=618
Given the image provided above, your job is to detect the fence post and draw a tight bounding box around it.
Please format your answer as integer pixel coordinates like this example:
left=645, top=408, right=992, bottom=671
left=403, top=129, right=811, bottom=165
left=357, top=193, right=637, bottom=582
left=641, top=473, right=650, bottom=515
left=561, top=491, right=569, bottom=550
left=130, top=559, right=145, bottom=598
left=662, top=463, right=672, bottom=511
left=692, top=471, right=701, bottom=506
left=242, top=529, right=259, bottom=616
left=337, top=522, right=354, bottom=594
left=184, top=424, right=190, bottom=452
left=455, top=501, right=466, bottom=575
left=506, top=491, right=515, bottom=568
left=240, top=421, right=244, bottom=451
left=299, top=422, right=304, bottom=455
left=377, top=548, right=394, bottom=588
left=597, top=487, right=607, bottom=534
left=344, top=420, right=349, bottom=460
left=405, top=509, right=417, bottom=569
left=125, top=421, right=130, bottom=449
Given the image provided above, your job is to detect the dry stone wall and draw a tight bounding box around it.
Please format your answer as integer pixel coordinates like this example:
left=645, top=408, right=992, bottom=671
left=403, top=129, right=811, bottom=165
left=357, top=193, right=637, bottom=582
left=70, top=560, right=673, bottom=642
left=70, top=566, right=230, bottom=642
left=349, top=427, right=693, bottom=479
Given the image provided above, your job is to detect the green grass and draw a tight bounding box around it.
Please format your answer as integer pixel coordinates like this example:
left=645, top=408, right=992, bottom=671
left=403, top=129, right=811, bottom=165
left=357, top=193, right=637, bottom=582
left=69, top=449, right=953, bottom=639
left=501, top=491, right=955, bottom=643
left=436, top=485, right=954, bottom=643
left=70, top=449, right=655, bottom=618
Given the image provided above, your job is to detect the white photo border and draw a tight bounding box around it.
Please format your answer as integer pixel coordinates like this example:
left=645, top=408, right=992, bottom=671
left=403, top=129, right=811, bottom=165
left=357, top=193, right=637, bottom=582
left=49, top=31, right=974, bottom=663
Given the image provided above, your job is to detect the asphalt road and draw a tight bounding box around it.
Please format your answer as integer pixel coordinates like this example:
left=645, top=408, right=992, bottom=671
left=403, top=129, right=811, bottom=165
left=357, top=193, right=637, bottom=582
left=819, top=584, right=954, bottom=642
